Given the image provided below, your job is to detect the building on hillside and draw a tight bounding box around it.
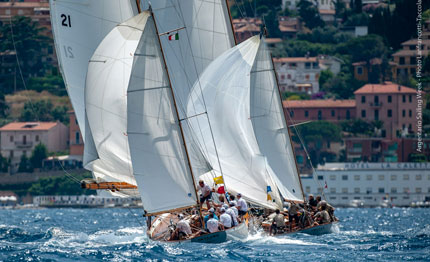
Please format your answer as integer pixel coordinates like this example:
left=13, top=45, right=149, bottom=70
left=319, top=9, right=335, bottom=24
left=340, top=25, right=368, bottom=37
left=391, top=20, right=430, bottom=81
left=0, top=122, right=68, bottom=172
left=283, top=99, right=356, bottom=124
left=344, top=137, right=430, bottom=162
left=68, top=111, right=83, bottom=156
left=282, top=0, right=334, bottom=11
left=273, top=56, right=342, bottom=93
left=352, top=58, right=384, bottom=82
left=278, top=16, right=302, bottom=38
left=354, top=82, right=419, bottom=139
left=232, top=17, right=261, bottom=43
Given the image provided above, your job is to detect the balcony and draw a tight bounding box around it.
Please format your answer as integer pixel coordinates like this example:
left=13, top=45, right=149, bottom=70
left=14, top=141, right=33, bottom=148
left=370, top=102, right=383, bottom=107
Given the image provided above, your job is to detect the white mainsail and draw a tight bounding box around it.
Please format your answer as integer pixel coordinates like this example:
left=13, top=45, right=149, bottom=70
left=85, top=12, right=152, bottom=187
left=50, top=0, right=138, bottom=184
left=250, top=37, right=304, bottom=202
left=187, top=36, right=284, bottom=210
left=127, top=14, right=198, bottom=214
left=141, top=1, right=236, bottom=178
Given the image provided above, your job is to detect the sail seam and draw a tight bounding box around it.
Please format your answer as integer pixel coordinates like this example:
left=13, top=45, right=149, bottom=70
left=128, top=86, right=169, bottom=93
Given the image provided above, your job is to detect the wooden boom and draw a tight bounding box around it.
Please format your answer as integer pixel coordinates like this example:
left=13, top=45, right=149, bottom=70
left=81, top=180, right=137, bottom=191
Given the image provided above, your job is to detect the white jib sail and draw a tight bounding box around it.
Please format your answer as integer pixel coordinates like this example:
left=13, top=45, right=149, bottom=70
left=140, top=0, right=235, bottom=178
left=85, top=12, right=152, bottom=186
left=250, top=38, right=304, bottom=202
left=127, top=15, right=198, bottom=214
left=50, top=0, right=138, bottom=184
left=187, top=36, right=283, bottom=210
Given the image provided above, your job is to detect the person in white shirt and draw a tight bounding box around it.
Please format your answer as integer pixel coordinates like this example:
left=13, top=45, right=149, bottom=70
left=226, top=203, right=239, bottom=226
left=206, top=213, right=224, bottom=233
left=198, top=180, right=212, bottom=210
left=236, top=193, right=248, bottom=216
left=175, top=214, right=192, bottom=240
left=219, top=208, right=232, bottom=229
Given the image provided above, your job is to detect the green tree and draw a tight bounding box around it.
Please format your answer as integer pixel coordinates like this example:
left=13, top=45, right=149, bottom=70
left=30, top=143, right=48, bottom=169
left=318, top=69, right=334, bottom=89
left=19, top=100, right=69, bottom=124
left=27, top=75, right=67, bottom=96
left=0, top=16, right=51, bottom=93
left=0, top=92, right=8, bottom=118
left=28, top=173, right=95, bottom=196
left=341, top=119, right=373, bottom=136
left=18, top=153, right=32, bottom=173
left=297, top=0, right=324, bottom=29
left=292, top=121, right=342, bottom=165
left=0, top=153, right=9, bottom=173
left=336, top=35, right=388, bottom=63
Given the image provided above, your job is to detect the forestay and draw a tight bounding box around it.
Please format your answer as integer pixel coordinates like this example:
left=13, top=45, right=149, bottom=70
left=85, top=12, right=152, bottom=187
left=50, top=0, right=138, bottom=185
left=127, top=15, right=198, bottom=214
left=250, top=38, right=304, bottom=202
left=140, top=0, right=235, bottom=178
left=187, top=36, right=283, bottom=210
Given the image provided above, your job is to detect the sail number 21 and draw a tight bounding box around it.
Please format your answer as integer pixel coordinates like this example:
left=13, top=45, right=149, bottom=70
left=61, top=14, right=71, bottom=27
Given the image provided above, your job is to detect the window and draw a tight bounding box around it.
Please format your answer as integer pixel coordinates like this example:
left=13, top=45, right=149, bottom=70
left=404, top=174, right=409, bottom=180
left=378, top=188, right=385, bottom=193
left=354, top=188, right=360, bottom=193
left=305, top=186, right=310, bottom=193
left=361, top=110, right=366, bottom=118
left=305, top=111, right=309, bottom=117
left=387, top=109, right=392, bottom=118
left=402, top=110, right=406, bottom=117
left=329, top=197, right=336, bottom=200
left=361, top=96, right=366, bottom=103
left=409, top=95, right=412, bottom=103
left=281, top=74, right=285, bottom=80
left=357, top=66, right=363, bottom=75
left=35, top=135, right=39, bottom=142
left=378, top=175, right=384, bottom=181
left=366, top=188, right=372, bottom=194
left=330, top=175, right=336, bottom=181
left=10, top=136, right=13, bottom=142
left=330, top=188, right=336, bottom=193
left=409, top=110, right=412, bottom=117
left=23, top=135, right=27, bottom=145
left=399, top=57, right=405, bottom=65
left=374, top=109, right=379, bottom=120
left=346, top=110, right=350, bottom=120
left=75, top=118, right=78, bottom=125
left=305, top=74, right=310, bottom=80
left=290, top=110, right=294, bottom=117
left=416, top=188, right=422, bottom=193
left=402, top=95, right=406, bottom=103
left=287, top=74, right=291, bottom=79
left=391, top=188, right=397, bottom=193
left=410, top=57, right=416, bottom=65
left=390, top=175, right=397, bottom=181
left=342, top=175, right=348, bottom=181
left=388, top=95, right=392, bottom=103
left=342, top=188, right=348, bottom=193
left=404, top=187, right=410, bottom=193
left=331, top=110, right=335, bottom=117
left=354, top=175, right=360, bottom=181
left=289, top=63, right=296, bottom=68
left=374, top=95, right=379, bottom=104
left=318, top=110, right=322, bottom=120
left=75, top=132, right=80, bottom=144
left=416, top=174, right=422, bottom=180
left=317, top=175, right=324, bottom=180
left=366, top=175, right=372, bottom=181
left=10, top=150, right=13, bottom=158
left=305, top=62, right=311, bottom=69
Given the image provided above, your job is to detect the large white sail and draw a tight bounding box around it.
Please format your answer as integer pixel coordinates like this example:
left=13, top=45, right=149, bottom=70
left=50, top=0, right=138, bottom=184
left=85, top=13, right=152, bottom=186
left=127, top=14, right=198, bottom=214
left=187, top=36, right=283, bottom=210
left=140, top=1, right=236, bottom=177
left=250, top=38, right=304, bottom=202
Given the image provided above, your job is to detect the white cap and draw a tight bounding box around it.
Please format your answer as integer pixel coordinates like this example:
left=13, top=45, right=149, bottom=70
left=222, top=204, right=229, bottom=209
left=220, top=207, right=226, bottom=212
left=209, top=208, right=215, bottom=213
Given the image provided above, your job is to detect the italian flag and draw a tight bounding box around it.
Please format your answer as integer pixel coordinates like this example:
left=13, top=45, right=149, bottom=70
left=168, top=32, right=179, bottom=41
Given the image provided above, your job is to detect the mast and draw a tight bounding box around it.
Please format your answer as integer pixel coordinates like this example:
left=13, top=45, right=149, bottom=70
left=224, top=0, right=238, bottom=45
left=149, top=6, right=205, bottom=225
left=135, top=0, right=141, bottom=13
left=266, top=34, right=306, bottom=202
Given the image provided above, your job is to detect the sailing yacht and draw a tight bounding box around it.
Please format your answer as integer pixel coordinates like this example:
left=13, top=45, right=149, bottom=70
left=187, top=34, right=338, bottom=235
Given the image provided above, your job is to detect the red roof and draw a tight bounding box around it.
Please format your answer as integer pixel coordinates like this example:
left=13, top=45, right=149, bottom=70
left=354, top=83, right=417, bottom=94
left=283, top=99, right=356, bottom=108
left=0, top=122, right=58, bottom=131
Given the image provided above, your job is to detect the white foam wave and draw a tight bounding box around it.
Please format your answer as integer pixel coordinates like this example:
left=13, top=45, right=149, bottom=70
left=246, top=231, right=324, bottom=246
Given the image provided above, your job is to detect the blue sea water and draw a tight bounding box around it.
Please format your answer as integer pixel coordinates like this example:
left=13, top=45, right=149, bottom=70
left=0, top=208, right=429, bottom=262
